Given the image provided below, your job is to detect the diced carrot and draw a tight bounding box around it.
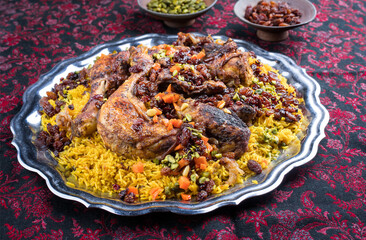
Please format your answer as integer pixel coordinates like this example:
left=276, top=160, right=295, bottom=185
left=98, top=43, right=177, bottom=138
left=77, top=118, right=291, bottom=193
left=200, top=163, right=207, bottom=170
left=195, top=156, right=207, bottom=164
left=201, top=136, right=213, bottom=153
left=205, top=143, right=213, bottom=153
left=161, top=93, right=180, bottom=104
left=175, top=144, right=184, bottom=151
left=196, top=51, right=205, bottom=59
left=191, top=51, right=205, bottom=60
left=173, top=94, right=180, bottom=102
left=153, top=107, right=162, bottom=115
left=170, top=65, right=181, bottom=73
left=132, top=162, right=144, bottom=173
left=166, top=84, right=172, bottom=93
left=153, top=115, right=158, bottom=123
left=181, top=193, right=191, bottom=201
left=194, top=156, right=207, bottom=169
left=178, top=176, right=190, bottom=190
left=156, top=44, right=166, bottom=50
left=188, top=122, right=195, bottom=127
left=155, top=92, right=164, bottom=99
left=171, top=119, right=183, bottom=128
left=178, top=158, right=189, bottom=168
left=127, top=186, right=139, bottom=195
left=150, top=187, right=163, bottom=200
left=201, top=135, right=209, bottom=143
left=153, top=63, right=161, bottom=70
left=165, top=45, right=175, bottom=56
left=162, top=93, right=174, bottom=103
left=167, top=121, right=173, bottom=131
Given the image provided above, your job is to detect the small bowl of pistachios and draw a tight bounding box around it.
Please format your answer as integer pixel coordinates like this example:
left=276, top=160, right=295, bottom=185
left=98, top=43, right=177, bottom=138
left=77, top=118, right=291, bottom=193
left=138, top=0, right=217, bottom=28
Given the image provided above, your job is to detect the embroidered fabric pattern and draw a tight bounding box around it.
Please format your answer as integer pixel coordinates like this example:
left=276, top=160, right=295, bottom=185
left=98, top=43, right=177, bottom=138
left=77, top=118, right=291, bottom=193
left=0, top=0, right=365, bottom=239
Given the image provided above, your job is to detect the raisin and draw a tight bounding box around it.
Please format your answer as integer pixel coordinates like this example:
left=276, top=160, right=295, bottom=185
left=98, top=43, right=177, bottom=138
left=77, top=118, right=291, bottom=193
left=47, top=123, right=59, bottom=135
left=113, top=184, right=120, bottom=191
left=160, top=167, right=172, bottom=176
left=124, top=192, right=136, bottom=203
left=119, top=190, right=127, bottom=200
left=197, top=190, right=208, bottom=201
left=40, top=97, right=56, bottom=117
left=46, top=91, right=57, bottom=100
left=247, top=160, right=262, bottom=174
left=53, top=141, right=64, bottom=152
left=199, top=179, right=215, bottom=193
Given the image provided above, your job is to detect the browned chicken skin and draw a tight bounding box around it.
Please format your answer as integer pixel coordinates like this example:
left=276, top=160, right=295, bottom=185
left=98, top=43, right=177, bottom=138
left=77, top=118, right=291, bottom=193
left=204, top=39, right=253, bottom=87
left=178, top=99, right=251, bottom=158
left=97, top=46, right=178, bottom=159
left=71, top=51, right=130, bottom=137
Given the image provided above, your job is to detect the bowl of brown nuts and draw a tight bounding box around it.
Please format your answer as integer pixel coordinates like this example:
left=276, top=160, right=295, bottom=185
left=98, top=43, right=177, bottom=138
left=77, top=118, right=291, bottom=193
left=138, top=0, right=217, bottom=28
left=234, top=0, right=316, bottom=41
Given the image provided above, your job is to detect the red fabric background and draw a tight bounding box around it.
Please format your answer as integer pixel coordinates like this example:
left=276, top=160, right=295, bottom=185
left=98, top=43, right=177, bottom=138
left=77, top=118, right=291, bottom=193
left=0, top=0, right=365, bottom=239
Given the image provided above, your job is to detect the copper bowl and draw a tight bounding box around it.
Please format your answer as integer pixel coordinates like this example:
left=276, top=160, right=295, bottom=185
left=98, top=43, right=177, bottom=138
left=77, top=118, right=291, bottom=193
left=234, top=0, right=317, bottom=41
left=138, top=0, right=217, bottom=28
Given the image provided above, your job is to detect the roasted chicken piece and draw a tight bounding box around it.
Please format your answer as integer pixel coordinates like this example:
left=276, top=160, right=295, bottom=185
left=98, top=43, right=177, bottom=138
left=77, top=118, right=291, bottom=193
left=71, top=51, right=130, bottom=137
left=229, top=102, right=256, bottom=125
left=174, top=33, right=253, bottom=88
left=97, top=46, right=178, bottom=159
left=204, top=39, right=253, bottom=87
left=178, top=99, right=251, bottom=158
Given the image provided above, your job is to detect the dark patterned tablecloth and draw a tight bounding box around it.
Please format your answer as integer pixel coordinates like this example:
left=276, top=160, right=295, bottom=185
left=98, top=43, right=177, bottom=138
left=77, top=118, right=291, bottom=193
left=1, top=0, right=365, bottom=239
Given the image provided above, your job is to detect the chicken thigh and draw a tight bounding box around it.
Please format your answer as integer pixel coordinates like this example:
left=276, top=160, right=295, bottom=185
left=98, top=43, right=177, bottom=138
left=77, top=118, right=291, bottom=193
left=97, top=46, right=178, bottom=159
left=71, top=51, right=130, bottom=137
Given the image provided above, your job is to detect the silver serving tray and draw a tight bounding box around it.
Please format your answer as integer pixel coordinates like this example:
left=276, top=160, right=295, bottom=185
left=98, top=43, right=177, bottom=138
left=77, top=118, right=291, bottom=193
left=10, top=33, right=329, bottom=216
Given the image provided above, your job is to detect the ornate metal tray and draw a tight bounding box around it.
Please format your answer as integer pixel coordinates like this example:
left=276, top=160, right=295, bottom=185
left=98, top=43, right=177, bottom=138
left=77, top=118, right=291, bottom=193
left=10, top=33, right=329, bottom=216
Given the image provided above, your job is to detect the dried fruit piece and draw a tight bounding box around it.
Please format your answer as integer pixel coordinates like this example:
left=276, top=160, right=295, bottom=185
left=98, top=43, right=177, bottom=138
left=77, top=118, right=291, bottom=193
left=247, top=160, right=262, bottom=174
